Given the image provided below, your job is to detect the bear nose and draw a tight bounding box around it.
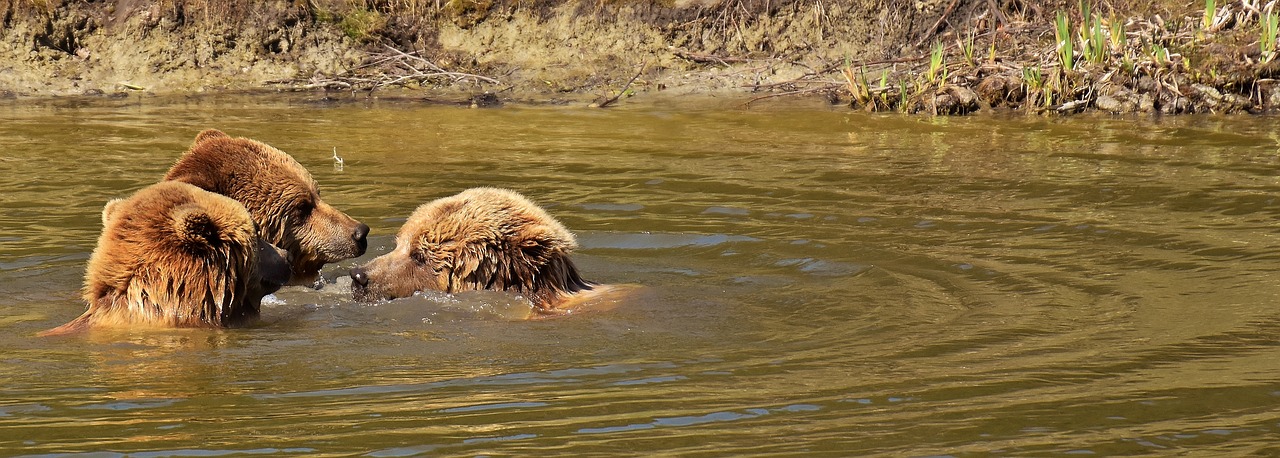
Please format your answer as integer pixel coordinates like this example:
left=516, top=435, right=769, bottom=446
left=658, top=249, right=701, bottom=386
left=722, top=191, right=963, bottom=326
left=350, top=268, right=369, bottom=287
left=353, top=223, right=370, bottom=255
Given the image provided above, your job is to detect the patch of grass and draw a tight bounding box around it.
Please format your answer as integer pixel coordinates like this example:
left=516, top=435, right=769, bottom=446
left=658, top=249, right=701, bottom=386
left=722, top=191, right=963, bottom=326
left=878, top=69, right=890, bottom=107
left=338, top=8, right=386, bottom=42
left=898, top=80, right=910, bottom=113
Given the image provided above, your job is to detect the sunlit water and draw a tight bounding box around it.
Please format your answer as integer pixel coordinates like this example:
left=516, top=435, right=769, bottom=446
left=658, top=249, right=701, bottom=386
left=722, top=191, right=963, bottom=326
left=3, top=94, right=1280, bottom=456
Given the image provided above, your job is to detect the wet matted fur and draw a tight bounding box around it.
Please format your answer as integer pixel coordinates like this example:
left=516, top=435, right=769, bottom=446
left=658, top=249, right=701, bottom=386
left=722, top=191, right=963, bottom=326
left=41, top=181, right=287, bottom=335
left=351, top=187, right=595, bottom=313
left=164, top=129, right=368, bottom=284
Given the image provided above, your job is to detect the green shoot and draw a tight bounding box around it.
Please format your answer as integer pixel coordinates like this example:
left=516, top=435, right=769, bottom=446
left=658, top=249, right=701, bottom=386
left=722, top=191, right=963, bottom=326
left=899, top=81, right=910, bottom=112
left=1203, top=0, right=1217, bottom=31
left=841, top=60, right=872, bottom=106
left=960, top=32, right=976, bottom=67
left=1055, top=11, right=1074, bottom=69
left=1080, top=12, right=1107, bottom=64
left=878, top=69, right=890, bottom=107
left=927, top=42, right=946, bottom=84
left=1150, top=43, right=1169, bottom=67
left=1263, top=9, right=1279, bottom=62
left=1108, top=15, right=1126, bottom=53
left=1023, top=66, right=1043, bottom=91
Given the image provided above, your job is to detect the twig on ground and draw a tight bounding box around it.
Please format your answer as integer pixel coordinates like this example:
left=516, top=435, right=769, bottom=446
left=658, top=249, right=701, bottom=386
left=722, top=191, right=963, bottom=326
left=595, top=64, right=647, bottom=108
left=269, top=45, right=500, bottom=92
left=674, top=50, right=761, bottom=65
left=917, top=0, right=962, bottom=47
left=742, top=85, right=841, bottom=107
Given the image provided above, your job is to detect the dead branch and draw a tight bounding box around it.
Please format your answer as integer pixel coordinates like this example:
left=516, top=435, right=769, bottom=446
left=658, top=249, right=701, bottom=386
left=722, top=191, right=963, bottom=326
left=674, top=50, right=763, bottom=65
left=269, top=45, right=500, bottom=92
left=916, top=0, right=962, bottom=47
left=595, top=64, right=647, bottom=108
left=742, top=85, right=841, bottom=107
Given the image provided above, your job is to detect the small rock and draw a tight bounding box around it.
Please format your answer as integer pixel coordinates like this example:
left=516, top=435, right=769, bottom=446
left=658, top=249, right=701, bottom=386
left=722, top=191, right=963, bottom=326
left=1138, top=93, right=1155, bottom=112
left=1192, top=84, right=1222, bottom=101
left=946, top=85, right=978, bottom=107
left=1095, top=94, right=1127, bottom=113
left=469, top=91, right=501, bottom=108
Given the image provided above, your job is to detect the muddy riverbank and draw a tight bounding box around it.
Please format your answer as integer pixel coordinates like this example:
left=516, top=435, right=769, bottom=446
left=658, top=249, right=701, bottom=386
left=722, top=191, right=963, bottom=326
left=2, top=0, right=1278, bottom=114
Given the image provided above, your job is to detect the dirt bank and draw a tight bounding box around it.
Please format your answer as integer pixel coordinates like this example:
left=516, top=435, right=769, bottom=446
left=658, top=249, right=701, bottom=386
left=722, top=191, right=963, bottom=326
left=1, top=0, right=1278, bottom=114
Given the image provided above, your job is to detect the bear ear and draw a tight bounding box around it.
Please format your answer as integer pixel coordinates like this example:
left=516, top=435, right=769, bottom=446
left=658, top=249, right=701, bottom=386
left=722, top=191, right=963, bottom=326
left=171, top=204, right=224, bottom=249
left=517, top=225, right=569, bottom=260
left=101, top=198, right=124, bottom=225
left=194, top=129, right=230, bottom=145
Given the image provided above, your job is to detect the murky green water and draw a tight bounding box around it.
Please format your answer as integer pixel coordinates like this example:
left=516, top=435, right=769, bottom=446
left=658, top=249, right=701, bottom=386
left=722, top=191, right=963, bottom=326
left=3, top=95, right=1280, bottom=456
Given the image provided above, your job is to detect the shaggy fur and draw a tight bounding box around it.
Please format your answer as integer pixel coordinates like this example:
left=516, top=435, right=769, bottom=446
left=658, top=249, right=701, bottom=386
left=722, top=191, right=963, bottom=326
left=350, top=187, right=595, bottom=312
left=40, top=182, right=288, bottom=335
left=164, top=129, right=368, bottom=284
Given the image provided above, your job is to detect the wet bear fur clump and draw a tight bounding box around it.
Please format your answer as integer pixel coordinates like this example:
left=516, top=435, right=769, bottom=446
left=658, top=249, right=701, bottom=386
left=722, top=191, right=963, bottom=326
left=350, top=187, right=596, bottom=314
left=41, top=181, right=289, bottom=335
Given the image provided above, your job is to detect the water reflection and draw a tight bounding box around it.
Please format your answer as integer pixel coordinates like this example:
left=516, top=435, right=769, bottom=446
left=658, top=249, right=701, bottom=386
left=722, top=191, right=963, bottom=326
left=2, top=96, right=1280, bottom=455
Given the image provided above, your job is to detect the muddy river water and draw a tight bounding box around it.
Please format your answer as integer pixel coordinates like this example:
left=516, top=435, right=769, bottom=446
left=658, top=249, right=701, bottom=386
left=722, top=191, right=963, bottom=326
left=2, top=96, right=1280, bottom=455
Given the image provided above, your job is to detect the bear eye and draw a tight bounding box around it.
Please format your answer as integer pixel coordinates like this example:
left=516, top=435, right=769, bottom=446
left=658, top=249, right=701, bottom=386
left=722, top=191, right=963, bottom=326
left=409, top=247, right=427, bottom=264
left=296, top=200, right=315, bottom=219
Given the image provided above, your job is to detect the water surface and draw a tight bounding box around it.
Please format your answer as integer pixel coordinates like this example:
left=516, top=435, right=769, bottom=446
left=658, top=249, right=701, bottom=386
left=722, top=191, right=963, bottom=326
left=2, top=95, right=1280, bottom=456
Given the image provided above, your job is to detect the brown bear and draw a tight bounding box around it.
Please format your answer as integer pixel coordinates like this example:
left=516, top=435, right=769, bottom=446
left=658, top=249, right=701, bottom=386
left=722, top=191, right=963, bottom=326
left=164, top=129, right=368, bottom=285
left=349, top=187, right=614, bottom=315
left=40, top=181, right=291, bottom=336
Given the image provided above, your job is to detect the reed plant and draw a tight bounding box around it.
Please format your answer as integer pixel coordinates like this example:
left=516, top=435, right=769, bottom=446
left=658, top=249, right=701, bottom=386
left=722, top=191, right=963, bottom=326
left=1202, top=0, right=1217, bottom=30
left=1149, top=43, right=1170, bottom=67
left=1108, top=15, right=1126, bottom=53
left=878, top=69, right=890, bottom=108
left=1080, top=11, right=1107, bottom=64
left=1022, top=65, right=1045, bottom=108
left=927, top=42, right=947, bottom=84
left=842, top=61, right=872, bottom=107
left=898, top=81, right=910, bottom=113
left=959, top=32, right=976, bottom=67
left=1263, top=8, right=1279, bottom=62
left=1055, top=11, right=1074, bottom=69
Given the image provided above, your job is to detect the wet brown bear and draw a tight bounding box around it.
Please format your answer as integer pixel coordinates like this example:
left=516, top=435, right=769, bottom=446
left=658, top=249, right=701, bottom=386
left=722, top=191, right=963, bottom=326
left=350, top=187, right=605, bottom=314
left=40, top=181, right=290, bottom=336
left=164, top=129, right=368, bottom=285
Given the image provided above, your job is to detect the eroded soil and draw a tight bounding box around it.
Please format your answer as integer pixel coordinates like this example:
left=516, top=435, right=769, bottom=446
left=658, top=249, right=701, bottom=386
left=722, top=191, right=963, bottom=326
left=2, top=0, right=1278, bottom=114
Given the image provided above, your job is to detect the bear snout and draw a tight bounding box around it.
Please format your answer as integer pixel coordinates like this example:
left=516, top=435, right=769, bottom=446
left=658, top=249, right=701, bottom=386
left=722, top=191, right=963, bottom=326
left=349, top=267, right=377, bottom=302
left=257, top=241, right=291, bottom=289
left=350, top=267, right=369, bottom=288
left=352, top=223, right=370, bottom=256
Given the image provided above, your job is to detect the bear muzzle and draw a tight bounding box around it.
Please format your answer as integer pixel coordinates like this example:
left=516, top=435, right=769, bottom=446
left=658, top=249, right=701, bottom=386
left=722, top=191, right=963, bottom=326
left=349, top=267, right=375, bottom=302
left=255, top=239, right=291, bottom=295
left=352, top=223, right=370, bottom=257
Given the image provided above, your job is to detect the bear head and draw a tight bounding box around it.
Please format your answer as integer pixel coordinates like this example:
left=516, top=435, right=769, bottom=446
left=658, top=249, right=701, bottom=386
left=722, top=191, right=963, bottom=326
left=164, top=129, right=369, bottom=285
left=41, top=181, right=290, bottom=335
left=349, top=187, right=594, bottom=312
